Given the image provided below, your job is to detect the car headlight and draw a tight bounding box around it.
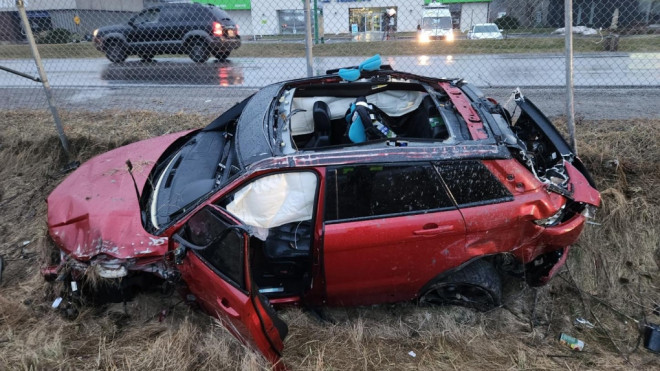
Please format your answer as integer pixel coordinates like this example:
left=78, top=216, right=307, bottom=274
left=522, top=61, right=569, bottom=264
left=446, top=32, right=454, bottom=42
left=418, top=33, right=430, bottom=43
left=93, top=29, right=98, bottom=37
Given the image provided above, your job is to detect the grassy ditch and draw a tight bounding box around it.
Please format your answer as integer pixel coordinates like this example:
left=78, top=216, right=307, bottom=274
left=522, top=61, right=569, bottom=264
left=0, top=34, right=658, bottom=60
left=0, top=110, right=658, bottom=369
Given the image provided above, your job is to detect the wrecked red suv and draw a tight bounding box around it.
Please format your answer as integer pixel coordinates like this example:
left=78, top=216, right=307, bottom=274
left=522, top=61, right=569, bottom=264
left=45, top=66, right=600, bottom=364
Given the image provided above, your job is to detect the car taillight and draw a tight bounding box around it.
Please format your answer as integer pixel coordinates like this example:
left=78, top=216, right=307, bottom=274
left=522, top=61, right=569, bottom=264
left=235, top=24, right=239, bottom=34
left=213, top=21, right=223, bottom=37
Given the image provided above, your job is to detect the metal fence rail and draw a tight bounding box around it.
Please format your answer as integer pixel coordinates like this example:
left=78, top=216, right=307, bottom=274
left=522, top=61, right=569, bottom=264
left=0, top=0, right=658, bottom=113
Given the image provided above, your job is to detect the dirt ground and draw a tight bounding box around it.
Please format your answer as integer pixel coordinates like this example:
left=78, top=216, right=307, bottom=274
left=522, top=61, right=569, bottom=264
left=0, top=110, right=658, bottom=370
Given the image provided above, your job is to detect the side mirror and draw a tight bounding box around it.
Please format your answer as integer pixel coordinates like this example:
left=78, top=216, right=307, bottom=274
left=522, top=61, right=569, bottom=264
left=499, top=29, right=504, bottom=32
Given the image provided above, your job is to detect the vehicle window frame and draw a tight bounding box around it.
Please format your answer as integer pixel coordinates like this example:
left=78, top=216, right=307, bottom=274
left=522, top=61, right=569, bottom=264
left=159, top=6, right=188, bottom=24
left=133, top=8, right=160, bottom=25
left=324, top=162, right=456, bottom=224
left=434, top=160, right=513, bottom=209
left=183, top=205, right=247, bottom=293
left=214, top=169, right=321, bottom=229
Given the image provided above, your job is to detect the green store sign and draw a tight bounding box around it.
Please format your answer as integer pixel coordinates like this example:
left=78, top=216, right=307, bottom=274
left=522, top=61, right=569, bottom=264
left=424, top=0, right=491, bottom=4
left=192, top=0, right=251, bottom=10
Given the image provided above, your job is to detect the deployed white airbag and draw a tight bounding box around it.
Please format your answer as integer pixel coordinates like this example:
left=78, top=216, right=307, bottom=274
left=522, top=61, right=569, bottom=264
left=227, top=172, right=317, bottom=236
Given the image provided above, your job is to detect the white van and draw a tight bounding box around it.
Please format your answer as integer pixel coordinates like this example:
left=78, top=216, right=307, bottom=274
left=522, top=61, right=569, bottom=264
left=419, top=3, right=454, bottom=41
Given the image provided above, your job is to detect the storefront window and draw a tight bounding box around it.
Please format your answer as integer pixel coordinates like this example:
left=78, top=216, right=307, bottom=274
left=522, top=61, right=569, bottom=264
left=278, top=10, right=306, bottom=35
left=348, top=7, right=396, bottom=33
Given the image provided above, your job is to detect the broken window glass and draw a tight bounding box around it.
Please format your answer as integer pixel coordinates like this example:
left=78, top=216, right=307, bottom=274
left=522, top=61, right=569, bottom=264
left=435, top=160, right=512, bottom=207
left=325, top=163, right=454, bottom=222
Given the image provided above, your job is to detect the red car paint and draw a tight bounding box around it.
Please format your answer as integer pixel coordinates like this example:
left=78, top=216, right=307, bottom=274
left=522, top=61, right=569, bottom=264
left=47, top=131, right=191, bottom=262
left=439, top=82, right=489, bottom=140
left=44, top=69, right=601, bottom=366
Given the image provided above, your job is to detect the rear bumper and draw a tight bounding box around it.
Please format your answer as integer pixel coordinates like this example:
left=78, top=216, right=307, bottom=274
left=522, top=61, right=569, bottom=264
left=514, top=213, right=586, bottom=286
left=210, top=37, right=241, bottom=52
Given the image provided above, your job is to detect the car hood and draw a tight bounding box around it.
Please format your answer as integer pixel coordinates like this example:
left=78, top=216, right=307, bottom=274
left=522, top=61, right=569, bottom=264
left=48, top=131, right=190, bottom=261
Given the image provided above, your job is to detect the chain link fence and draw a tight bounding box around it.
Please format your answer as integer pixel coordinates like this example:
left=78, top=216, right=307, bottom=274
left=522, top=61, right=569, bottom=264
left=0, top=0, right=658, bottom=114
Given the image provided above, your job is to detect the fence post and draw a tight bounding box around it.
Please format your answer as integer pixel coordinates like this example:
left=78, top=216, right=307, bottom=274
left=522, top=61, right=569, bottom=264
left=304, top=0, right=314, bottom=76
left=15, top=0, right=72, bottom=159
left=564, top=0, right=577, bottom=155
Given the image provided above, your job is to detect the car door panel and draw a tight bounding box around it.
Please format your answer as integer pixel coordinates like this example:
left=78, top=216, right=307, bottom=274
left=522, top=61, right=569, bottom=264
left=176, top=206, right=285, bottom=365
left=321, top=163, right=467, bottom=306
left=323, top=210, right=466, bottom=306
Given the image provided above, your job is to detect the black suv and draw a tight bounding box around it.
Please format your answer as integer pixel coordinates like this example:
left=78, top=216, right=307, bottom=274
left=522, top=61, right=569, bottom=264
left=93, top=3, right=241, bottom=63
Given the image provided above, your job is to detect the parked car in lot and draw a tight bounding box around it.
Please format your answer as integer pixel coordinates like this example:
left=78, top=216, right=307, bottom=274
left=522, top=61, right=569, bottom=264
left=468, top=23, right=504, bottom=40
left=44, top=62, right=600, bottom=365
left=92, top=2, right=241, bottom=63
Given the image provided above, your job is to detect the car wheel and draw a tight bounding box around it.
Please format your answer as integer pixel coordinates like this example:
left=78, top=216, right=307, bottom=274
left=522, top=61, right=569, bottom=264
left=420, top=259, right=501, bottom=311
left=105, top=41, right=127, bottom=63
left=188, top=40, right=209, bottom=63
left=139, top=54, right=155, bottom=62
left=213, top=51, right=230, bottom=61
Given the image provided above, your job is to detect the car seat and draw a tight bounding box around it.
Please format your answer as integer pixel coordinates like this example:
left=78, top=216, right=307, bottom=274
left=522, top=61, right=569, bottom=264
left=305, top=101, right=331, bottom=148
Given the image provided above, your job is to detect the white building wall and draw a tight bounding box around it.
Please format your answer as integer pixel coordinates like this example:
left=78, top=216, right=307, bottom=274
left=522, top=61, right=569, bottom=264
left=0, top=0, right=76, bottom=11
left=226, top=9, right=253, bottom=35
left=250, top=0, right=423, bottom=36
left=75, top=0, right=143, bottom=12
left=459, top=3, right=489, bottom=31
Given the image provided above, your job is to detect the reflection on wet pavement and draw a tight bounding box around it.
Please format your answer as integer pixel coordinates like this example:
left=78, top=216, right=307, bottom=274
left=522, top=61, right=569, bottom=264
left=101, top=59, right=244, bottom=86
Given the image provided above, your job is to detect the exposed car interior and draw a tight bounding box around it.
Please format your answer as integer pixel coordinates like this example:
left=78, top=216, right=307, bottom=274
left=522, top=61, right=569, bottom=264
left=249, top=220, right=313, bottom=298
left=276, top=81, right=471, bottom=153
left=216, top=171, right=318, bottom=298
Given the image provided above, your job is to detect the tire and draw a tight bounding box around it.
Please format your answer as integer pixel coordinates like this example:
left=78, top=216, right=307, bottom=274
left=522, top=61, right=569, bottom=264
left=188, top=40, right=209, bottom=63
left=105, top=40, right=127, bottom=63
left=213, top=50, right=230, bottom=61
left=420, top=259, right=502, bottom=312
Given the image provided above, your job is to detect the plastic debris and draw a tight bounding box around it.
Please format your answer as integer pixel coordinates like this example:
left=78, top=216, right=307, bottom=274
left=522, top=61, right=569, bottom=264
left=408, top=351, right=416, bottom=358
left=644, top=322, right=660, bottom=353
left=70, top=281, right=78, bottom=292
left=574, top=317, right=595, bottom=329
left=52, top=297, right=63, bottom=309
left=558, top=333, right=585, bottom=351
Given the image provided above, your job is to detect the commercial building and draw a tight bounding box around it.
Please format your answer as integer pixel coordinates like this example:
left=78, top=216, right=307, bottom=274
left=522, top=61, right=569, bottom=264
left=1, top=0, right=657, bottom=43
left=209, top=0, right=492, bottom=35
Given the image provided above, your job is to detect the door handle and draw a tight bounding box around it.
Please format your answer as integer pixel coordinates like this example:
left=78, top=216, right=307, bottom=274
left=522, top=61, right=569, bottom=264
left=413, top=224, right=454, bottom=236
left=217, top=297, right=240, bottom=318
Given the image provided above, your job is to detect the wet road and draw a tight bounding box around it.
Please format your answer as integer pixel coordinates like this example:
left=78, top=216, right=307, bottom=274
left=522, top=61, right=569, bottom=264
left=1, top=53, right=658, bottom=88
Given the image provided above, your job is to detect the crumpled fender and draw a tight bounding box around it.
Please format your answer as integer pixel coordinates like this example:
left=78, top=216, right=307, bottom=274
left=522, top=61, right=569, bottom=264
left=565, top=160, right=601, bottom=207
left=47, top=131, right=191, bottom=261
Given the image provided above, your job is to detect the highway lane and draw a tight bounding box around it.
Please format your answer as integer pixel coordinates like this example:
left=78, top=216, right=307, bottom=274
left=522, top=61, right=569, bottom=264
left=1, top=52, right=658, bottom=88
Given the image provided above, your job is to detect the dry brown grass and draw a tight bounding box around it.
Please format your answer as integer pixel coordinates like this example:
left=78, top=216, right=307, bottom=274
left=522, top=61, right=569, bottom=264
left=0, top=110, right=658, bottom=370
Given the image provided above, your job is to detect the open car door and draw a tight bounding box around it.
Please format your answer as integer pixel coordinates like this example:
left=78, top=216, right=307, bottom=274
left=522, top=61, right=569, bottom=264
left=174, top=205, right=288, bottom=366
